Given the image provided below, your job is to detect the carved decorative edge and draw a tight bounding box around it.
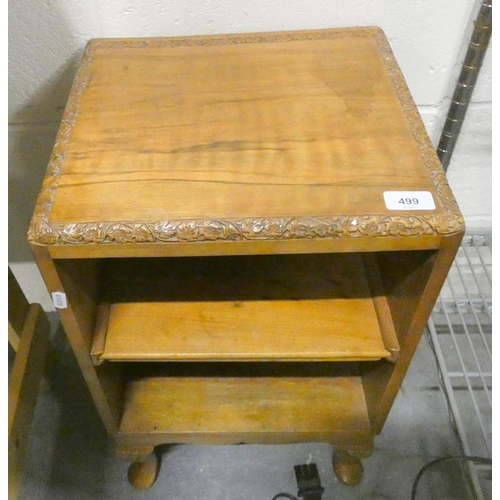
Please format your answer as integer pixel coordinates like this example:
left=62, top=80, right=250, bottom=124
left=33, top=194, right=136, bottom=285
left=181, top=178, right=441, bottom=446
left=90, top=27, right=384, bottom=49
left=373, top=31, right=464, bottom=234
left=28, top=42, right=95, bottom=246
left=29, top=215, right=460, bottom=246
left=28, top=28, right=465, bottom=247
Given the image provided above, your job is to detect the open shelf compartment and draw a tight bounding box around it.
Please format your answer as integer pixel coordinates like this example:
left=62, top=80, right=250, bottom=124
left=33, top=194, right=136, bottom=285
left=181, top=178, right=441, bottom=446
left=117, top=362, right=373, bottom=445
left=90, top=253, right=399, bottom=364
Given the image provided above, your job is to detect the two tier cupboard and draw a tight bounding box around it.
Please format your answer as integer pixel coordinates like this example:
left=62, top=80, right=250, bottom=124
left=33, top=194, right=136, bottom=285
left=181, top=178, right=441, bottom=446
left=29, top=28, right=464, bottom=488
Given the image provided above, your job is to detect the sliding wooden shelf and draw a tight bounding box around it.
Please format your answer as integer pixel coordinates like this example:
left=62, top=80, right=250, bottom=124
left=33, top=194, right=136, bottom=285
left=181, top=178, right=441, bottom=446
left=118, top=363, right=372, bottom=445
left=94, top=299, right=389, bottom=362
left=90, top=253, right=399, bottom=363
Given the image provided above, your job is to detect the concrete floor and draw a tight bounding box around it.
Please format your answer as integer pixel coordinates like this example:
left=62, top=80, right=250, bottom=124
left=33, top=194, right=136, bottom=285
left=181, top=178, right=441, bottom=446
left=10, top=312, right=478, bottom=500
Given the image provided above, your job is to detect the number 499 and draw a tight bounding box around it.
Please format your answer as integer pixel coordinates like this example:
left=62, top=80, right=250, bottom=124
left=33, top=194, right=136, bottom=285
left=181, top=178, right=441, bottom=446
left=399, top=197, right=419, bottom=205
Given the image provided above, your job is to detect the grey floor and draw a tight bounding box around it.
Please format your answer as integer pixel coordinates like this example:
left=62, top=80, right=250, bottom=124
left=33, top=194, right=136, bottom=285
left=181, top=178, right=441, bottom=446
left=11, top=313, right=476, bottom=500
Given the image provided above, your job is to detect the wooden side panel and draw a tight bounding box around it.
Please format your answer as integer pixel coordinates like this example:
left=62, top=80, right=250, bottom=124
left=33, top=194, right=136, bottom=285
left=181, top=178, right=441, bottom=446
left=53, top=258, right=102, bottom=351
left=8, top=268, right=31, bottom=352
left=361, top=233, right=463, bottom=432
left=379, top=250, right=438, bottom=346
left=30, top=245, right=123, bottom=434
left=362, top=254, right=399, bottom=362
left=8, top=304, right=50, bottom=500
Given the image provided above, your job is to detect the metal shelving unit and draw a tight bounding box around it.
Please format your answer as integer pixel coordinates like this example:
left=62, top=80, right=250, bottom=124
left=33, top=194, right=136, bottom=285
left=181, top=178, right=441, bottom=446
left=427, top=234, right=492, bottom=499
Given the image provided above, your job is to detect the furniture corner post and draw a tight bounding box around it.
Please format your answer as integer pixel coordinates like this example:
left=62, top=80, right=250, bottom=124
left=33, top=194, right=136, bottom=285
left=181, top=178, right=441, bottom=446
left=29, top=244, right=122, bottom=436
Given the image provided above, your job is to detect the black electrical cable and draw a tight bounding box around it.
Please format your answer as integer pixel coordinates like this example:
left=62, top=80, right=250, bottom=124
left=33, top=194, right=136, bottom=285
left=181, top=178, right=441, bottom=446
left=271, top=494, right=300, bottom=500
left=411, top=455, right=492, bottom=500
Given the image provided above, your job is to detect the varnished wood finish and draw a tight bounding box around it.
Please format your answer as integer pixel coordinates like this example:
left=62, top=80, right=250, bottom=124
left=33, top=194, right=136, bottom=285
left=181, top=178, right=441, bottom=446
left=118, top=363, right=372, bottom=446
left=98, top=253, right=377, bottom=302
left=8, top=270, right=55, bottom=499
left=100, top=300, right=389, bottom=362
left=28, top=28, right=463, bottom=252
left=28, top=28, right=465, bottom=489
left=90, top=302, right=110, bottom=365
left=47, top=234, right=445, bottom=259
left=51, top=34, right=435, bottom=224
left=127, top=452, right=159, bottom=490
left=8, top=268, right=30, bottom=352
left=115, top=444, right=155, bottom=462
left=92, top=253, right=397, bottom=363
left=52, top=258, right=102, bottom=351
left=361, top=235, right=462, bottom=433
left=30, top=245, right=123, bottom=434
left=333, top=451, right=364, bottom=486
left=362, top=254, right=400, bottom=363
left=8, top=303, right=50, bottom=500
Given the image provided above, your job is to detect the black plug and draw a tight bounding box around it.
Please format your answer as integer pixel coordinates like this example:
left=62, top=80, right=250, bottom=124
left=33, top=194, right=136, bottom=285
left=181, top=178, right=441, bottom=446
left=294, top=464, right=325, bottom=500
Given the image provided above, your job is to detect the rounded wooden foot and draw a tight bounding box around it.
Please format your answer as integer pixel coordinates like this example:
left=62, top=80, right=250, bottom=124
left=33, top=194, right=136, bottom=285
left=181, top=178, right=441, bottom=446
left=333, top=451, right=364, bottom=486
left=128, top=452, right=158, bottom=490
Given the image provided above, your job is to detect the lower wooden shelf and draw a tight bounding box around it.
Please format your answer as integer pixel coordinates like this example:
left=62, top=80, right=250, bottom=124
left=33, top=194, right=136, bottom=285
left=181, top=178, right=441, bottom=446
left=117, top=363, right=373, bottom=446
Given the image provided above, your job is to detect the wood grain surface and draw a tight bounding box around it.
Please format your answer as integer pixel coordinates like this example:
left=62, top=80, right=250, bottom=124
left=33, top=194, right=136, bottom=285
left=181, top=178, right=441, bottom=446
left=8, top=268, right=30, bottom=352
left=99, top=299, right=389, bottom=362
left=9, top=304, right=50, bottom=500
left=52, top=36, right=431, bottom=222
left=92, top=252, right=396, bottom=362
left=28, top=28, right=464, bottom=249
left=119, top=364, right=370, bottom=441
left=26, top=28, right=465, bottom=480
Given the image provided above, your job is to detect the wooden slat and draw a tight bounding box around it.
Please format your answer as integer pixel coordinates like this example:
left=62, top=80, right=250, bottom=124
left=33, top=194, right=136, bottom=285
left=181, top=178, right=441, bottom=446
left=119, top=367, right=371, bottom=442
left=8, top=304, right=50, bottom=500
left=47, top=235, right=444, bottom=260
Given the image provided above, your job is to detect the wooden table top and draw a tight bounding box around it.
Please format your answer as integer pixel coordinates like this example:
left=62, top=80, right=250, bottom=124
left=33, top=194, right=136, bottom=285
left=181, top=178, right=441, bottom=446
left=29, top=27, right=464, bottom=253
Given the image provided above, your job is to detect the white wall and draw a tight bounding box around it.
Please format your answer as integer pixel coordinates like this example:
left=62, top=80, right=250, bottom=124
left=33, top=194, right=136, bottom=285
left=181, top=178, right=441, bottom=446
left=8, top=0, right=492, bottom=307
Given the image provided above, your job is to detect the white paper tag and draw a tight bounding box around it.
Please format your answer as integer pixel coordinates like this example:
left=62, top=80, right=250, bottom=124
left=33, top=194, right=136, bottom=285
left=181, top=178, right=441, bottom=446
left=383, top=191, right=436, bottom=211
left=52, top=292, right=68, bottom=309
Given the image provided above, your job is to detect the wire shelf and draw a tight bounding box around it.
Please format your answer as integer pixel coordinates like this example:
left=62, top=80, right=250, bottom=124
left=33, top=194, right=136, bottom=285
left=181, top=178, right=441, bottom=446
left=427, top=234, right=492, bottom=499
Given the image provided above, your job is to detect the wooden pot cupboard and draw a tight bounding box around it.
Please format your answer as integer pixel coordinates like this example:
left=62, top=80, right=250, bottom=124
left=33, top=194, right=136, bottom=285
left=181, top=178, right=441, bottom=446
left=28, top=27, right=464, bottom=489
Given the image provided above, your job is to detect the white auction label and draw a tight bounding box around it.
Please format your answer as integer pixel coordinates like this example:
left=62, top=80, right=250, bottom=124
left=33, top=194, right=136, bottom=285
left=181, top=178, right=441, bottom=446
left=383, top=191, right=436, bottom=211
left=52, top=292, right=68, bottom=309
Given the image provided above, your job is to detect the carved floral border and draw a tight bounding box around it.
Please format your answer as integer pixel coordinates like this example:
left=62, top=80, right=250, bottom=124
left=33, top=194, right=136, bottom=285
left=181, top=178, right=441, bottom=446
left=28, top=28, right=464, bottom=246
